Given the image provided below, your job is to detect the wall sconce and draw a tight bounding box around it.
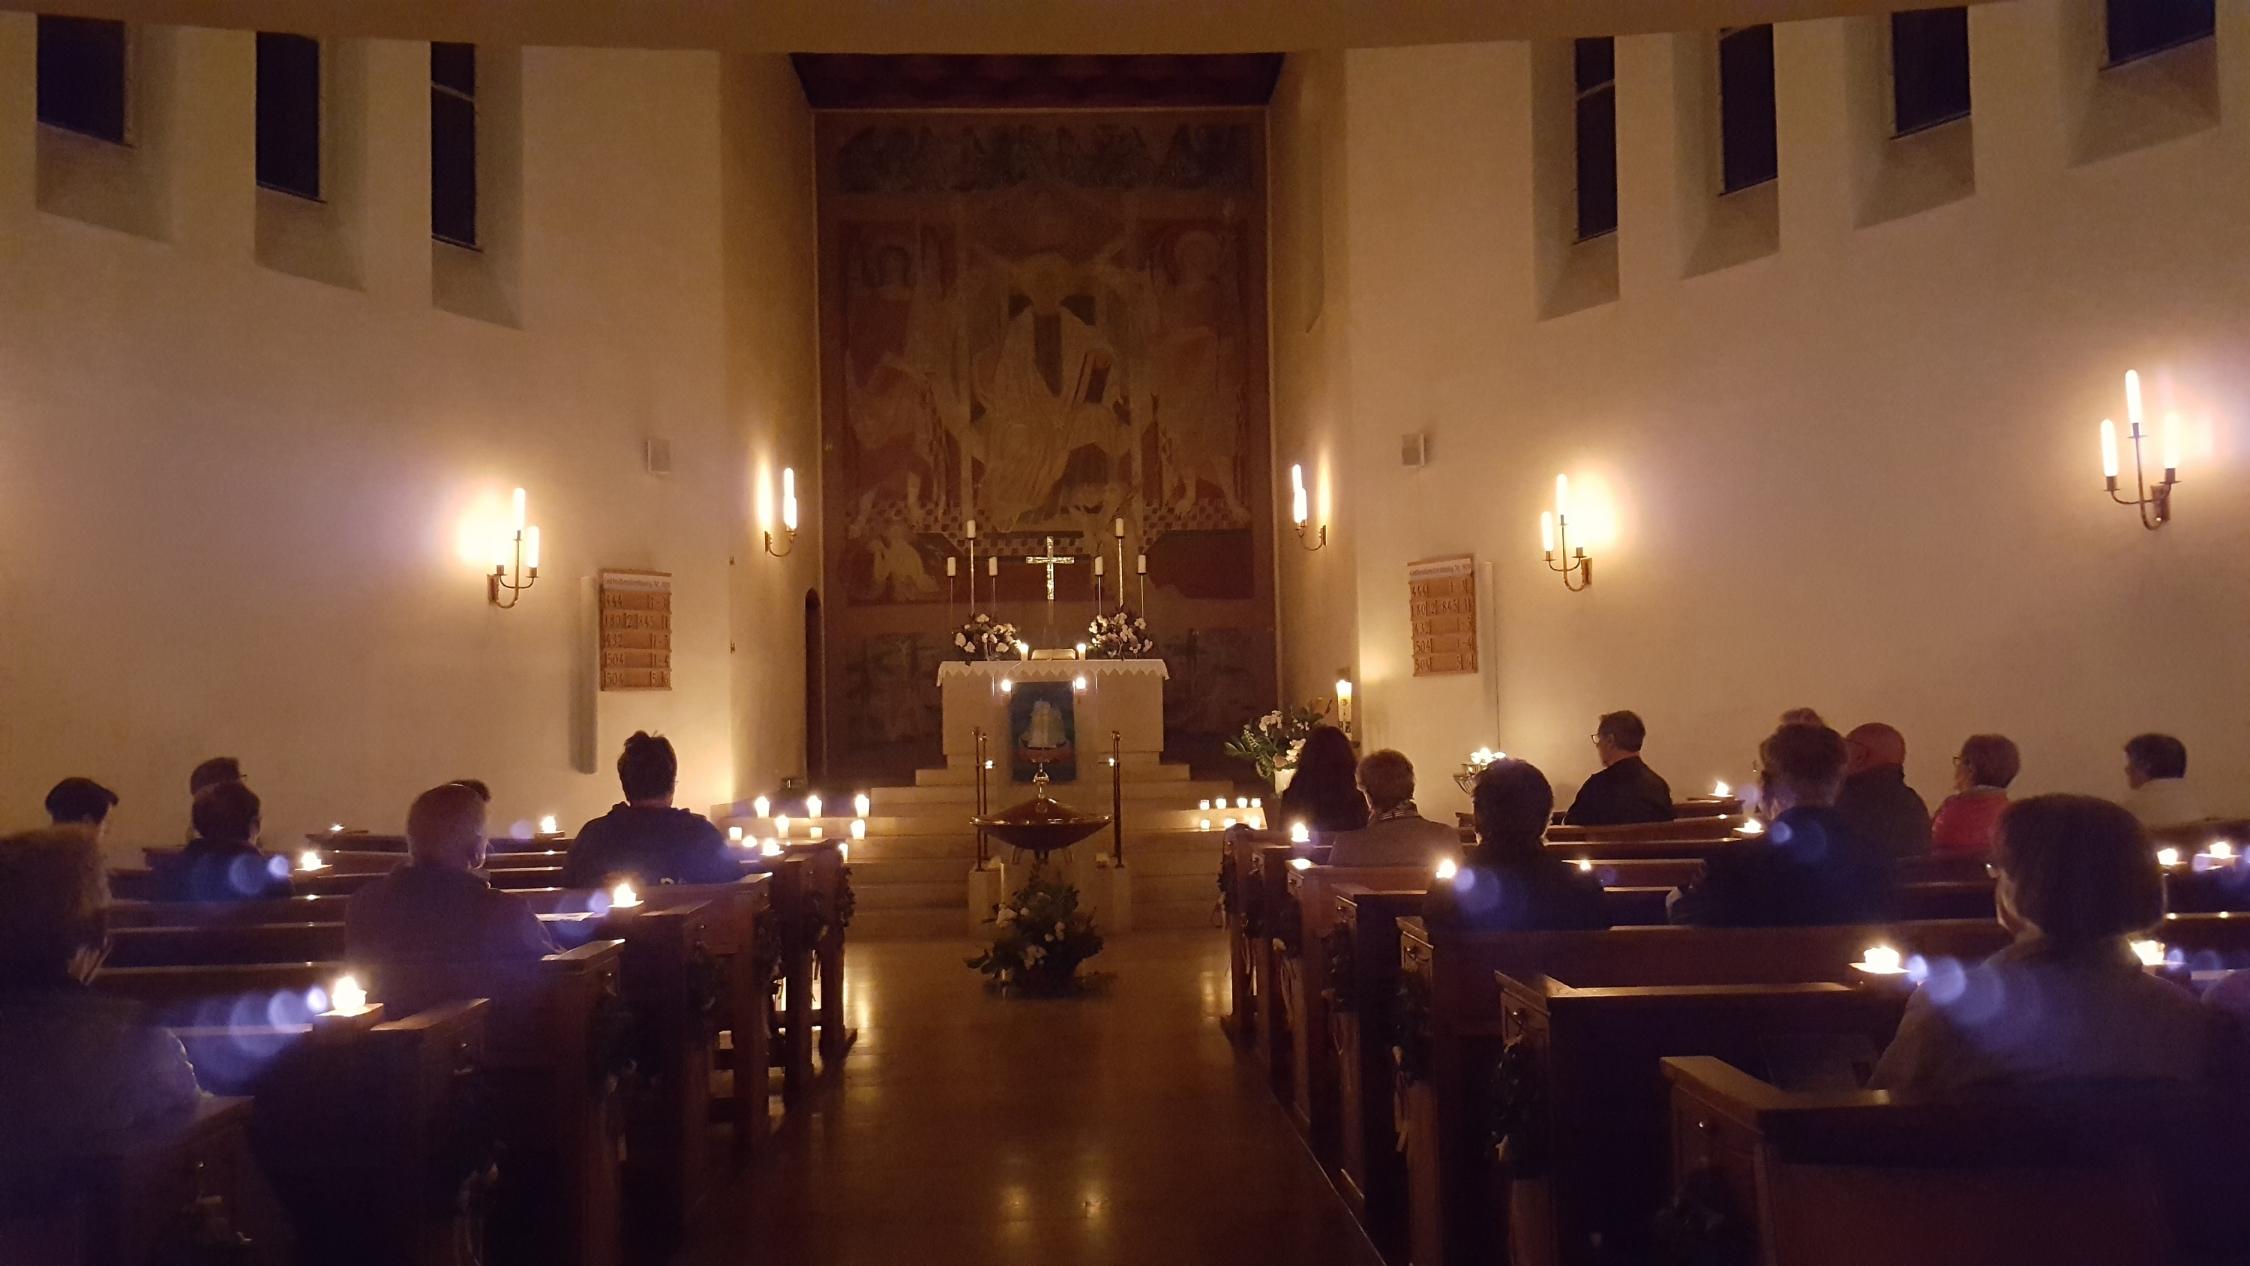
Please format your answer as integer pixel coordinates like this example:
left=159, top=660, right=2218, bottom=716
left=1539, top=474, right=1592, bottom=591
left=764, top=467, right=800, bottom=556
left=2100, top=370, right=2180, bottom=530
left=490, top=486, right=541, bottom=608
left=1289, top=463, right=1327, bottom=551
left=1335, top=674, right=1354, bottom=736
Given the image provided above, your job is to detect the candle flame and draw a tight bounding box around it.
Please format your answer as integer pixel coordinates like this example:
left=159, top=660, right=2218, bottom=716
left=1199, top=819, right=1212, bottom=832
left=850, top=818, right=867, bottom=841
left=806, top=795, right=823, bottom=818
left=538, top=814, right=559, bottom=836
left=1434, top=857, right=1460, bottom=882
left=1735, top=818, right=1766, bottom=837
left=327, top=974, right=369, bottom=1016
left=1200, top=799, right=1211, bottom=811
left=1288, top=822, right=1311, bottom=845
left=611, top=881, right=641, bottom=909
left=1857, top=945, right=1903, bottom=974
left=729, top=826, right=745, bottom=842
left=297, top=850, right=326, bottom=873
left=1712, top=780, right=1731, bottom=799
left=2131, top=939, right=2166, bottom=967
left=753, top=795, right=771, bottom=819
left=1289, top=857, right=1313, bottom=871
left=2157, top=846, right=2182, bottom=868
left=854, top=793, right=871, bottom=818
left=775, top=816, right=790, bottom=838
left=761, top=840, right=782, bottom=858
left=2210, top=840, right=2235, bottom=861
left=329, top=823, right=343, bottom=833
left=1576, top=857, right=1592, bottom=872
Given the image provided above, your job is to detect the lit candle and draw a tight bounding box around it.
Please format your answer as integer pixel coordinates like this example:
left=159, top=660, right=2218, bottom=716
left=2124, top=370, right=2144, bottom=434
left=1073, top=675, right=1088, bottom=692
left=610, top=880, right=641, bottom=909
left=1854, top=945, right=1904, bottom=975
left=1250, top=798, right=1262, bottom=808
left=329, top=823, right=343, bottom=834
left=1223, top=817, right=1238, bottom=829
left=964, top=518, right=977, bottom=540
left=806, top=794, right=823, bottom=819
left=1199, top=799, right=1212, bottom=811
left=753, top=795, right=770, bottom=820
left=2162, top=410, right=2182, bottom=474
left=1136, top=554, right=1147, bottom=575
left=984, top=758, right=995, bottom=770
left=1289, top=857, right=1313, bottom=872
left=947, top=557, right=957, bottom=578
left=729, top=825, right=745, bottom=843
left=2131, top=939, right=2166, bottom=967
left=326, top=974, right=370, bottom=1016
left=1735, top=818, right=1766, bottom=837
left=1199, top=818, right=1213, bottom=831
left=781, top=468, right=798, bottom=532
left=1000, top=678, right=1014, bottom=694
left=988, top=557, right=998, bottom=577
left=2157, top=846, right=2182, bottom=868
left=761, top=840, right=782, bottom=858
left=854, top=792, right=871, bottom=818
left=775, top=815, right=791, bottom=839
left=1540, top=510, right=1556, bottom=555
left=850, top=818, right=867, bottom=841
left=2211, top=840, right=2236, bottom=861
left=1113, top=516, right=1126, bottom=538
left=1711, top=780, right=1731, bottom=799
left=1235, top=797, right=1248, bottom=810
left=1093, top=557, right=1105, bottom=577
left=1015, top=640, right=1030, bottom=655
left=2100, top=418, right=2120, bottom=480
left=1554, top=473, right=1570, bottom=521
left=840, top=842, right=850, bottom=862
left=1076, top=642, right=1089, bottom=657
left=298, top=849, right=326, bottom=873
left=1289, top=464, right=1307, bottom=526
left=1434, top=857, right=1459, bottom=881
left=808, top=826, right=824, bottom=841
left=1288, top=822, right=1311, bottom=845
left=512, top=487, right=527, bottom=531
left=524, top=525, right=541, bottom=569
left=1576, top=857, right=1593, bottom=872
left=1336, top=679, right=1353, bottom=705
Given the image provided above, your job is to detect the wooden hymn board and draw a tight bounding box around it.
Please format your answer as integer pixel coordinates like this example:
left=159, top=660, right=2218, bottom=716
left=598, top=570, right=673, bottom=691
left=1407, top=555, right=1477, bottom=676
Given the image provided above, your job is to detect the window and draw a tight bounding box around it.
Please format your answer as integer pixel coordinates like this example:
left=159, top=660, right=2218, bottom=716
left=1717, top=25, right=1777, bottom=193
left=431, top=42, right=478, bottom=247
left=36, top=16, right=127, bottom=144
left=256, top=33, right=321, bottom=200
left=1573, top=38, right=1618, bottom=240
left=2107, top=0, right=2215, bottom=67
left=1891, top=9, right=1971, bottom=135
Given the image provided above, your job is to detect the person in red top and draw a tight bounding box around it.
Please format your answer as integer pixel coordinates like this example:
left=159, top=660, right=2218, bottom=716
left=1929, top=733, right=2020, bottom=857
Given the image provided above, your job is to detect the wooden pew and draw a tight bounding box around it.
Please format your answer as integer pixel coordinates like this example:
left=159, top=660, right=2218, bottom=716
left=112, top=863, right=567, bottom=901
left=1546, top=815, right=1747, bottom=844
left=303, top=832, right=573, bottom=855
left=1277, top=863, right=1433, bottom=1158
left=1328, top=888, right=1428, bottom=1256
left=1250, top=844, right=1312, bottom=1096
left=1663, top=1057, right=2250, bottom=1266
left=0, top=1095, right=285, bottom=1266
left=1218, top=829, right=1270, bottom=1043
left=785, top=841, right=858, bottom=1077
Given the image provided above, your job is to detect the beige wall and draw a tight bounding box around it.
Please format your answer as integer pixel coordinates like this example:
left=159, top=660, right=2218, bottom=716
left=1276, top=0, right=2250, bottom=819
left=0, top=19, right=817, bottom=854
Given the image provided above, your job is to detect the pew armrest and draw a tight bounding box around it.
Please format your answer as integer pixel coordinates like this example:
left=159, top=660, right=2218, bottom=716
left=547, top=938, right=626, bottom=967
left=374, top=996, right=491, bottom=1036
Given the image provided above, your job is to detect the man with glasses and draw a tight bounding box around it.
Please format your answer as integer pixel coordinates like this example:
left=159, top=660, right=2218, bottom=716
left=1563, top=710, right=1674, bottom=826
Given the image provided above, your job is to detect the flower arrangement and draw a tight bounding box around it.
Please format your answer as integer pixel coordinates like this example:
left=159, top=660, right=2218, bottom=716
left=1085, top=607, right=1156, bottom=659
left=1223, top=697, right=1331, bottom=784
left=967, top=874, right=1105, bottom=993
left=953, top=612, right=1026, bottom=662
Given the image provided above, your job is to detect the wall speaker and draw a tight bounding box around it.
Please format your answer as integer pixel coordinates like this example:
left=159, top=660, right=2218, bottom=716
left=643, top=437, right=672, bottom=476
left=1400, top=431, right=1429, bottom=468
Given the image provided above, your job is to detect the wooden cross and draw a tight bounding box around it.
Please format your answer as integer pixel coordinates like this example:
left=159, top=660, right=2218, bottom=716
left=1022, top=536, right=1077, bottom=602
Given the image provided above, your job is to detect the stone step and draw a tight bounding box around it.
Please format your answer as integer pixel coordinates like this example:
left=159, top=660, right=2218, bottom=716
left=1134, top=872, right=1225, bottom=905
left=1134, top=898, right=1224, bottom=930
left=848, top=908, right=967, bottom=941
left=853, top=880, right=964, bottom=911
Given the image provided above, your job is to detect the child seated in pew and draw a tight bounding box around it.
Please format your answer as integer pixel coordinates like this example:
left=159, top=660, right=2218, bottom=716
left=157, top=781, right=295, bottom=903
left=347, top=783, right=558, bottom=1020
left=1424, top=758, right=1607, bottom=931
left=1668, top=722, right=1894, bottom=928
left=562, top=732, right=739, bottom=889
left=1871, top=795, right=2220, bottom=1093
left=0, top=829, right=204, bottom=1184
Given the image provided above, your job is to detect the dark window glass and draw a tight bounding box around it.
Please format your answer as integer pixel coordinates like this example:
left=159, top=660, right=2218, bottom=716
left=431, top=42, right=478, bottom=248
left=1718, top=25, right=1778, bottom=193
left=36, top=16, right=127, bottom=144
left=1892, top=9, right=1971, bottom=135
left=1573, top=37, right=1618, bottom=240
left=2107, top=0, right=2215, bottom=67
left=256, top=33, right=321, bottom=199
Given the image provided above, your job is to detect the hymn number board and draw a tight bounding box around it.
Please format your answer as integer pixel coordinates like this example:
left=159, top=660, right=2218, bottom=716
left=599, top=570, right=673, bottom=691
left=1407, top=555, right=1478, bottom=676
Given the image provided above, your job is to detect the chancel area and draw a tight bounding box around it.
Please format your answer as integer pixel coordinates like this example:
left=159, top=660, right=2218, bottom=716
left=4, top=2, right=2250, bottom=1264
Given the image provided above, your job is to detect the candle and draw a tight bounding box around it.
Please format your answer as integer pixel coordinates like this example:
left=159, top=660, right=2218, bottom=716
left=524, top=525, right=541, bottom=569
left=1555, top=473, right=1570, bottom=521
left=538, top=814, right=559, bottom=836
left=610, top=880, right=641, bottom=909
left=2124, top=370, right=2144, bottom=433
left=1250, top=798, right=1262, bottom=808
left=1434, top=857, right=1459, bottom=881
left=1076, top=642, right=1089, bottom=657
left=761, top=840, right=782, bottom=858
left=1223, top=817, right=1237, bottom=829
left=1199, top=799, right=1212, bottom=811
left=2100, top=419, right=2120, bottom=480
left=329, top=823, right=343, bottom=834
left=1735, top=818, right=1765, bottom=837
left=1288, top=857, right=1313, bottom=872
left=999, top=678, right=1014, bottom=694
left=947, top=557, right=957, bottom=577
left=806, top=794, right=823, bottom=819
left=850, top=818, right=867, bottom=841
left=512, top=487, right=527, bottom=531
left=2131, top=939, right=2166, bottom=967
left=298, top=849, right=326, bottom=873
left=2211, top=840, right=2236, bottom=861
left=1199, top=818, right=1213, bottom=832
left=775, top=815, right=790, bottom=839
left=1014, top=640, right=1029, bottom=655
left=1854, top=945, right=1904, bottom=975
left=1291, top=482, right=1309, bottom=527
left=965, top=518, right=977, bottom=540
left=729, top=825, right=744, bottom=842
left=1540, top=510, right=1555, bottom=555
left=988, top=557, right=999, bottom=577
left=1711, top=780, right=1731, bottom=799
left=1136, top=554, right=1147, bottom=575
left=854, top=792, right=870, bottom=818
left=840, top=842, right=850, bottom=862
left=1576, top=857, right=1593, bottom=872
left=808, top=826, right=824, bottom=841
left=326, top=974, right=370, bottom=1017
left=1113, top=516, right=1126, bottom=538
left=1073, top=675, right=1088, bottom=692
left=781, top=468, right=798, bottom=532
left=1288, top=822, right=1311, bottom=845
left=1093, top=556, right=1104, bottom=577
left=2162, top=410, right=2182, bottom=474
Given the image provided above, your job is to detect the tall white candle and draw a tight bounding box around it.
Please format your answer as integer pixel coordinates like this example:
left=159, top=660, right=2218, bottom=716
left=1113, top=516, right=1126, bottom=538
left=2100, top=419, right=2120, bottom=480
left=1540, top=511, right=1556, bottom=554
left=947, top=556, right=957, bottom=577
left=2162, top=411, right=2182, bottom=473
left=964, top=518, right=977, bottom=540
left=1136, top=554, right=1147, bottom=575
left=2124, top=370, right=2144, bottom=434
left=988, top=557, right=998, bottom=577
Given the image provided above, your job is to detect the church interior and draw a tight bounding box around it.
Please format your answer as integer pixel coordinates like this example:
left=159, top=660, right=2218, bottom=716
left=4, top=1, right=2250, bottom=1263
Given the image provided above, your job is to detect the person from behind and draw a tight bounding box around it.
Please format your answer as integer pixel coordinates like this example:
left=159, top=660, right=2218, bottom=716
left=1779, top=707, right=1825, bottom=727
left=1325, top=750, right=1459, bottom=867
left=0, top=829, right=203, bottom=1179
left=1871, top=795, right=2217, bottom=1092
left=44, top=778, right=120, bottom=842
left=1669, top=723, right=1893, bottom=927
left=187, top=757, right=243, bottom=798
left=1834, top=722, right=1932, bottom=859
left=562, top=732, right=740, bottom=889
left=1423, top=758, right=1607, bottom=932
left=159, top=781, right=293, bottom=902
left=1563, top=710, right=1674, bottom=826
left=2121, top=733, right=2206, bottom=829
left=1929, top=734, right=2021, bottom=858
left=1276, top=725, right=1371, bottom=837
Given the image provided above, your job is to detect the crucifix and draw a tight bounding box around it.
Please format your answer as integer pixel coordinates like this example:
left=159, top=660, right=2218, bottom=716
left=1023, top=536, right=1077, bottom=601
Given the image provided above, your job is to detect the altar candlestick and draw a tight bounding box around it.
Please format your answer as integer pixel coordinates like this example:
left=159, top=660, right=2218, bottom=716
left=946, top=557, right=957, bottom=577
left=1113, top=516, right=1126, bottom=538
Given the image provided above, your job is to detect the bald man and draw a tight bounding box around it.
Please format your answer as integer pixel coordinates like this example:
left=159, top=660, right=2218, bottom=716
left=346, top=783, right=557, bottom=994
left=1834, top=722, right=1932, bottom=860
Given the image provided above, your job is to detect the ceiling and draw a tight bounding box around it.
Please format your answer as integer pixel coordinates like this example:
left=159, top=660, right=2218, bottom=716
left=7, top=1, right=1996, bottom=54
left=792, top=54, right=1286, bottom=110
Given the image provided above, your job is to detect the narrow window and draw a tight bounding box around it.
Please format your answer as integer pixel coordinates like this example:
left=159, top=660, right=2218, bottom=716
left=256, top=33, right=321, bottom=200
left=431, top=42, right=478, bottom=248
left=2106, top=0, right=2215, bottom=67
left=36, top=16, right=128, bottom=144
left=1573, top=38, right=1618, bottom=240
left=1717, top=25, right=1778, bottom=193
left=1891, top=9, right=1971, bottom=135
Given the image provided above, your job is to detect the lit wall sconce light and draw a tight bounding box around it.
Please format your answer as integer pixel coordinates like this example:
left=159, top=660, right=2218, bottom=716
left=2100, top=370, right=2181, bottom=530
left=1540, top=474, right=1592, bottom=591
left=765, top=467, right=800, bottom=556
left=1335, top=674, right=1354, bottom=737
left=1289, top=463, right=1327, bottom=551
left=490, top=486, right=542, bottom=608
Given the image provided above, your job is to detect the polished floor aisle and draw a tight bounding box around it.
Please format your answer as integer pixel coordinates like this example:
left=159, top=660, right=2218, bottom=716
left=681, top=930, right=1385, bottom=1266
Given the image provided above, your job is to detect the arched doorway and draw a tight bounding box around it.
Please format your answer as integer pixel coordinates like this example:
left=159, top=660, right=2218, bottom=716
left=804, top=589, right=826, bottom=784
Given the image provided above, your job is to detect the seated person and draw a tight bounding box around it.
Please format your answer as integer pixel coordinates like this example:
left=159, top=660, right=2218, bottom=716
left=44, top=777, right=120, bottom=842
left=1423, top=758, right=1607, bottom=932
left=348, top=783, right=558, bottom=1021
left=1669, top=723, right=1893, bottom=927
left=1835, top=722, right=1932, bottom=859
left=188, top=756, right=244, bottom=798
left=562, top=732, right=740, bottom=888
left=1325, top=750, right=1459, bottom=867
left=1563, top=710, right=1674, bottom=826
left=1871, top=795, right=2217, bottom=1092
left=1779, top=707, right=1826, bottom=727
left=0, top=829, right=203, bottom=1184
left=2121, top=732, right=2206, bottom=829
left=157, top=781, right=294, bottom=902
left=1930, top=733, right=2020, bottom=858
left=1277, top=725, right=1371, bottom=836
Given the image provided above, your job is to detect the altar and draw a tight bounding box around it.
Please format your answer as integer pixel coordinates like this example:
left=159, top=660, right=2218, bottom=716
left=935, top=658, right=1168, bottom=784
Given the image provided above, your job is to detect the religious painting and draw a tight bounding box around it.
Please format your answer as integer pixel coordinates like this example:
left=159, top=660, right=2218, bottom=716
left=817, top=110, right=1276, bottom=778
left=1009, top=682, right=1077, bottom=783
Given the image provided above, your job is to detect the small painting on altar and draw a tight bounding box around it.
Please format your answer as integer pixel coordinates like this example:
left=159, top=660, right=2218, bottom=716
left=1010, top=682, right=1077, bottom=783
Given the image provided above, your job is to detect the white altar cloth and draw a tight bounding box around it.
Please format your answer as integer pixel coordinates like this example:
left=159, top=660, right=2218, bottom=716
left=935, top=658, right=1167, bottom=781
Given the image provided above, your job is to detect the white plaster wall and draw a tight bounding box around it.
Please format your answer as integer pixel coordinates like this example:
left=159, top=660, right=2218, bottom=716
left=0, top=20, right=818, bottom=854
left=1277, top=0, right=2250, bottom=819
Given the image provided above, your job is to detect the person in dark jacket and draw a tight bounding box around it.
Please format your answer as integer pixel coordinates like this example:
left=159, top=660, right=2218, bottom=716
left=1277, top=725, right=1372, bottom=836
left=1835, top=722, right=1933, bottom=859
left=157, top=781, right=294, bottom=903
left=562, top=732, right=740, bottom=889
left=1424, top=758, right=1608, bottom=932
left=1563, top=710, right=1674, bottom=826
left=44, top=777, right=120, bottom=842
left=1669, top=723, right=1893, bottom=927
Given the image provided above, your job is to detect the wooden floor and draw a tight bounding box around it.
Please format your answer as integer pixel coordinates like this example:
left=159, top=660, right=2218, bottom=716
left=681, top=930, right=1384, bottom=1266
